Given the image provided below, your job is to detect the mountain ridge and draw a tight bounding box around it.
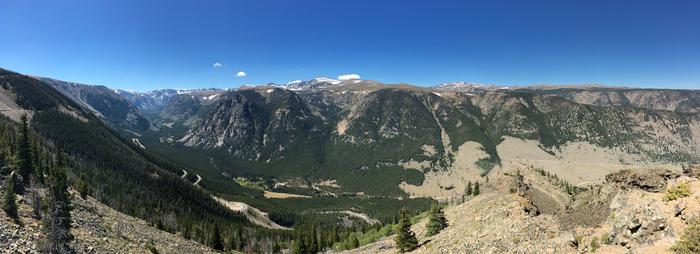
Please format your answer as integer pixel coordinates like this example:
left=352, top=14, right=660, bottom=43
left=124, top=77, right=699, bottom=198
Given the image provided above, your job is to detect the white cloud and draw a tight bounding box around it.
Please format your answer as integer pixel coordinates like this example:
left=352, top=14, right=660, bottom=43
left=337, top=74, right=361, bottom=80
left=236, top=71, right=247, bottom=77
left=213, top=62, right=222, bottom=68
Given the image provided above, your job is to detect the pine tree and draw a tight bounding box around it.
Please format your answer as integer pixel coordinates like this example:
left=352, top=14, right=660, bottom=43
left=425, top=205, right=448, bottom=236
left=181, top=223, right=191, bottom=240
left=43, top=162, right=73, bottom=253
left=5, top=155, right=24, bottom=194
left=31, top=138, right=44, bottom=185
left=211, top=225, right=224, bottom=250
left=473, top=181, right=480, bottom=196
left=28, top=182, right=42, bottom=219
left=465, top=181, right=473, bottom=196
left=394, top=209, right=418, bottom=252
left=351, top=235, right=360, bottom=248
left=17, top=114, right=33, bottom=185
left=272, top=240, right=281, bottom=253
left=292, top=233, right=308, bottom=254
left=318, top=229, right=326, bottom=251
left=2, top=172, right=18, bottom=220
left=329, top=225, right=339, bottom=245
left=309, top=226, right=318, bottom=253
left=235, top=228, right=244, bottom=251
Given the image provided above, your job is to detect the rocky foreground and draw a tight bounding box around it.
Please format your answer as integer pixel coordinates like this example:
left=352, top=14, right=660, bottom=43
left=0, top=189, right=217, bottom=254
left=341, top=165, right=700, bottom=254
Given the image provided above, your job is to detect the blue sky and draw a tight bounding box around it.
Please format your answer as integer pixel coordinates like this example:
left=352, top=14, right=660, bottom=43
left=1, top=0, right=698, bottom=91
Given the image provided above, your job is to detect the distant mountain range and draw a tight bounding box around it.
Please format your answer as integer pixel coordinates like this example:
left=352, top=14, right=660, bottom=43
left=7, top=70, right=700, bottom=197
left=104, top=76, right=700, bottom=197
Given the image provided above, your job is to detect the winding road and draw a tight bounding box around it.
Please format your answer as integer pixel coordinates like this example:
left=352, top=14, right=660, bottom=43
left=180, top=169, right=202, bottom=186
left=193, top=174, right=202, bottom=186
left=180, top=169, right=286, bottom=229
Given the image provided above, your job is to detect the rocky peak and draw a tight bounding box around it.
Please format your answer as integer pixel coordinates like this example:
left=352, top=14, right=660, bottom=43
left=178, top=88, right=326, bottom=162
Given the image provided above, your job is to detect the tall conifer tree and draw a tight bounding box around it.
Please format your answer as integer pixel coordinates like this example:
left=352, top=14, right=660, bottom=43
left=17, top=114, right=33, bottom=185
left=395, top=209, right=418, bottom=252
left=425, top=205, right=448, bottom=236
left=2, top=172, right=18, bottom=220
left=44, top=159, right=73, bottom=253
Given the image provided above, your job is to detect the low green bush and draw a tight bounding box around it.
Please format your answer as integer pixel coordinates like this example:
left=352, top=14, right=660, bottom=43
left=664, top=183, right=692, bottom=201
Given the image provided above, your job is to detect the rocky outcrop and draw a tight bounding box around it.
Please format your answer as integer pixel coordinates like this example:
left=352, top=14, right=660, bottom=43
left=606, top=168, right=680, bottom=192
left=608, top=199, right=671, bottom=248
left=560, top=185, right=618, bottom=228
left=338, top=166, right=700, bottom=254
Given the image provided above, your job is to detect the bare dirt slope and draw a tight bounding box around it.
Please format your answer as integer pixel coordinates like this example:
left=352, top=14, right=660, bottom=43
left=400, top=141, right=487, bottom=200
left=0, top=88, right=32, bottom=121
left=213, top=196, right=291, bottom=230
left=497, top=136, right=681, bottom=186
left=399, top=136, right=683, bottom=201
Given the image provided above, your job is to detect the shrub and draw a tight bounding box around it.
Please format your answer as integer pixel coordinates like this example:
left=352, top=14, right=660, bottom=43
left=671, top=218, right=700, bottom=254
left=573, top=235, right=583, bottom=247
left=664, top=183, right=692, bottom=201
left=590, top=237, right=600, bottom=252
left=76, top=180, right=90, bottom=199
left=146, top=242, right=159, bottom=254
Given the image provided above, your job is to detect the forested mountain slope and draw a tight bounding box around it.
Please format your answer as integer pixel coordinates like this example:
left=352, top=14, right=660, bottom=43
left=38, top=77, right=152, bottom=132
left=0, top=68, right=289, bottom=252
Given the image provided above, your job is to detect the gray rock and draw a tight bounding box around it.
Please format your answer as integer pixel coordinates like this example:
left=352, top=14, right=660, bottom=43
left=610, top=200, right=671, bottom=247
